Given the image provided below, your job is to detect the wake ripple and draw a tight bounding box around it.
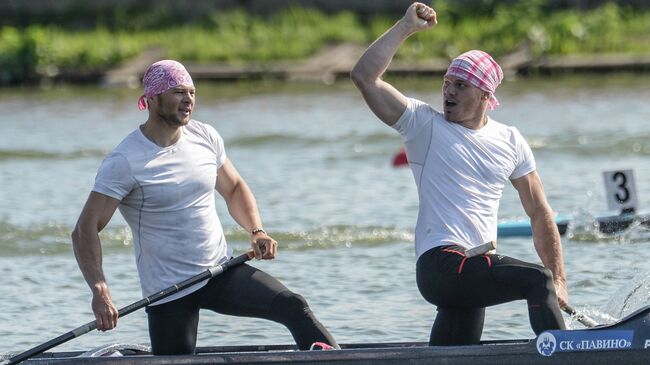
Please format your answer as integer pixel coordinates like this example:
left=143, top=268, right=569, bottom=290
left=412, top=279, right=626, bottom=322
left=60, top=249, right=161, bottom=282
left=0, top=222, right=413, bottom=257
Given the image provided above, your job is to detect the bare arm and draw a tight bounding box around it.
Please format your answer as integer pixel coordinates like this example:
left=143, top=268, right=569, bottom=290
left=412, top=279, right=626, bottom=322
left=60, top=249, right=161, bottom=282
left=511, top=171, right=568, bottom=308
left=216, top=158, right=277, bottom=260
left=350, top=2, right=436, bottom=126
left=71, top=191, right=121, bottom=331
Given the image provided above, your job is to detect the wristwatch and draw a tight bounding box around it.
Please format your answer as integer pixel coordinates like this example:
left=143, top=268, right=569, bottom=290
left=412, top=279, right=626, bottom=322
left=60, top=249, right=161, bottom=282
left=251, top=228, right=266, bottom=235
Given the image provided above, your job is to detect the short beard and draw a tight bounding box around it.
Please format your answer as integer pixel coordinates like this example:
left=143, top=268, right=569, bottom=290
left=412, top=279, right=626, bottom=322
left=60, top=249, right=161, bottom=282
left=155, top=96, right=186, bottom=127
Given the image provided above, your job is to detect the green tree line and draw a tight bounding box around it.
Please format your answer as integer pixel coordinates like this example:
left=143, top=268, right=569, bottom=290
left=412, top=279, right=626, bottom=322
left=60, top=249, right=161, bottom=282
left=1, top=2, right=649, bottom=85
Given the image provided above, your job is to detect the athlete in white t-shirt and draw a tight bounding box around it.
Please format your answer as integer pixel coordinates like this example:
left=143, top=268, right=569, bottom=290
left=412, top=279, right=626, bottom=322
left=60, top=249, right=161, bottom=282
left=351, top=3, right=568, bottom=345
left=72, top=60, right=337, bottom=354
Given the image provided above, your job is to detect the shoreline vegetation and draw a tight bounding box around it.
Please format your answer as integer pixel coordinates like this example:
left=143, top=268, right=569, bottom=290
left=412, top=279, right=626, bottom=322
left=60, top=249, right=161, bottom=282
left=2, top=3, right=650, bottom=86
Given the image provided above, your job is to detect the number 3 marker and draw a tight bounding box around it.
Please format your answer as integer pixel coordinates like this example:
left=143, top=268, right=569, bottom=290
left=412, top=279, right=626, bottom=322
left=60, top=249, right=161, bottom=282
left=602, top=169, right=638, bottom=213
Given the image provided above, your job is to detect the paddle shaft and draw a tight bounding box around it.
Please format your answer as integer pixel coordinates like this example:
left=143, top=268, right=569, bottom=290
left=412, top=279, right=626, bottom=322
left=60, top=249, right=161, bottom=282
left=562, top=305, right=599, bottom=328
left=7, top=252, right=253, bottom=365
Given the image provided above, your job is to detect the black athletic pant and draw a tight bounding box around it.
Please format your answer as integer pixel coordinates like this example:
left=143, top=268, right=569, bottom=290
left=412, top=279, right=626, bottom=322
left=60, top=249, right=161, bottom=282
left=145, top=262, right=337, bottom=355
left=416, top=245, right=565, bottom=346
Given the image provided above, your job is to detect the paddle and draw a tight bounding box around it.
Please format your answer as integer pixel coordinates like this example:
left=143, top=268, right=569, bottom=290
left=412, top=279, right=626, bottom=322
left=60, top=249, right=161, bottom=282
left=562, top=305, right=599, bottom=328
left=7, top=251, right=254, bottom=365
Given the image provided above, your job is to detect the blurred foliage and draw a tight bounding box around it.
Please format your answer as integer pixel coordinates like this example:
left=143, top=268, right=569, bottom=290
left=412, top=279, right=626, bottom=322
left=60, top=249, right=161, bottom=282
left=0, top=26, right=140, bottom=84
left=392, top=1, right=650, bottom=59
left=164, top=8, right=365, bottom=62
left=1, top=3, right=650, bottom=84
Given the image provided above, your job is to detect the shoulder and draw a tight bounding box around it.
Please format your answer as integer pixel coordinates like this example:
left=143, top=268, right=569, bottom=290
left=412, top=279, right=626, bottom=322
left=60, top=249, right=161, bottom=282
left=108, top=128, right=146, bottom=160
left=408, top=97, right=439, bottom=115
left=184, top=120, right=226, bottom=161
left=488, top=119, right=536, bottom=178
left=395, top=97, right=444, bottom=132
left=185, top=119, right=223, bottom=141
left=99, top=150, right=131, bottom=173
left=485, top=118, right=527, bottom=143
left=409, top=98, right=446, bottom=125
left=94, top=150, right=133, bottom=195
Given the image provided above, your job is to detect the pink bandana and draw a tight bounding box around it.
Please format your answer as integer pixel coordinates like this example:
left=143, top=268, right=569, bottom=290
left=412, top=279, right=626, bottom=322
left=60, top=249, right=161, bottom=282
left=138, top=60, right=194, bottom=110
left=445, top=50, right=503, bottom=110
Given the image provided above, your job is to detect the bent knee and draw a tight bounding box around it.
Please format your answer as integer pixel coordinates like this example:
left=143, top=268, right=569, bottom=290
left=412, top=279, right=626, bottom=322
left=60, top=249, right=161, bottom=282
left=531, top=267, right=557, bottom=295
left=271, top=290, right=310, bottom=313
left=539, top=267, right=555, bottom=284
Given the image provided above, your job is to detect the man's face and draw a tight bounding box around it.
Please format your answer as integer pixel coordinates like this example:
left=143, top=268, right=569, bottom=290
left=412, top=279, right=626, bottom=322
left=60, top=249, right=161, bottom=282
left=151, top=85, right=195, bottom=127
left=442, top=75, right=487, bottom=125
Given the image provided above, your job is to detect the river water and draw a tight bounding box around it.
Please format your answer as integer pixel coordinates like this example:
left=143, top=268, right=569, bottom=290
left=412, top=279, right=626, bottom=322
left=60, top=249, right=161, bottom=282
left=1, top=74, right=649, bottom=356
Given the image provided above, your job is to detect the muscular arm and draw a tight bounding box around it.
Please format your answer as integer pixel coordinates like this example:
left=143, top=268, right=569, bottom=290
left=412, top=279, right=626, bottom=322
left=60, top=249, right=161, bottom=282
left=216, top=158, right=276, bottom=259
left=71, top=191, right=121, bottom=331
left=350, top=2, right=437, bottom=126
left=511, top=171, right=569, bottom=308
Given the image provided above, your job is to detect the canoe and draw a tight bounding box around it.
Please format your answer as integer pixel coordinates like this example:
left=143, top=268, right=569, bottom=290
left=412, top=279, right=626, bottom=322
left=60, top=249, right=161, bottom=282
left=14, top=305, right=650, bottom=365
left=498, top=210, right=650, bottom=237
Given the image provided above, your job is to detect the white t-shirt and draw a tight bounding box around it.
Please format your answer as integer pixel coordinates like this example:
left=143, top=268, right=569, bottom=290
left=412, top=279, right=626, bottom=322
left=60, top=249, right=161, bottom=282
left=393, top=98, right=536, bottom=258
left=93, top=119, right=232, bottom=304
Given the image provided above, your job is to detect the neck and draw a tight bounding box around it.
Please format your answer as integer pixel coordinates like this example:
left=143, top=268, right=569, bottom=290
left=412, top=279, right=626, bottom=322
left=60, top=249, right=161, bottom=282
left=458, top=114, right=488, bottom=130
left=140, top=119, right=182, bottom=147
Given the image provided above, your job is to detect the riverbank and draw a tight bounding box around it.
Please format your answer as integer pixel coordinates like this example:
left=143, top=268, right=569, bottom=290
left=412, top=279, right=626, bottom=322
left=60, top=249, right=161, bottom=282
left=99, top=43, right=650, bottom=88
left=10, top=41, right=650, bottom=88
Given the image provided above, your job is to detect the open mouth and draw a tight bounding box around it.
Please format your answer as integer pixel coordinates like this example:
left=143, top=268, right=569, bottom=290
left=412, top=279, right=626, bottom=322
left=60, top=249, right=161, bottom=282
left=445, top=100, right=457, bottom=107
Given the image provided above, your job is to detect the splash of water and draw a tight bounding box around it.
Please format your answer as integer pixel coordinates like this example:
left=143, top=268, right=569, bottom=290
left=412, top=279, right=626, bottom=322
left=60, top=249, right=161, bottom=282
left=605, top=271, right=650, bottom=318
left=567, top=210, right=650, bottom=243
left=565, top=306, right=619, bottom=329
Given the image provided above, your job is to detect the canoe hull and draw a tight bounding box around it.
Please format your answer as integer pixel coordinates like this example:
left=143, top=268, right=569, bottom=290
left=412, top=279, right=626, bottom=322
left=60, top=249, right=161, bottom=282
left=19, top=342, right=650, bottom=365
left=15, top=293, right=650, bottom=365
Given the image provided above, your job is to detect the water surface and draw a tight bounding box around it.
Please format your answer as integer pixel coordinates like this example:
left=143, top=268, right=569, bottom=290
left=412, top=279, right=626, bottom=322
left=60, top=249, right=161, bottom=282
left=1, top=74, right=649, bottom=355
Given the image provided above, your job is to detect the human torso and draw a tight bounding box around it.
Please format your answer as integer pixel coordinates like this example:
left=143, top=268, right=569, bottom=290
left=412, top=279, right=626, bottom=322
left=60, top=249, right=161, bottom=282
left=93, top=119, right=231, bottom=303
left=393, top=98, right=535, bottom=258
